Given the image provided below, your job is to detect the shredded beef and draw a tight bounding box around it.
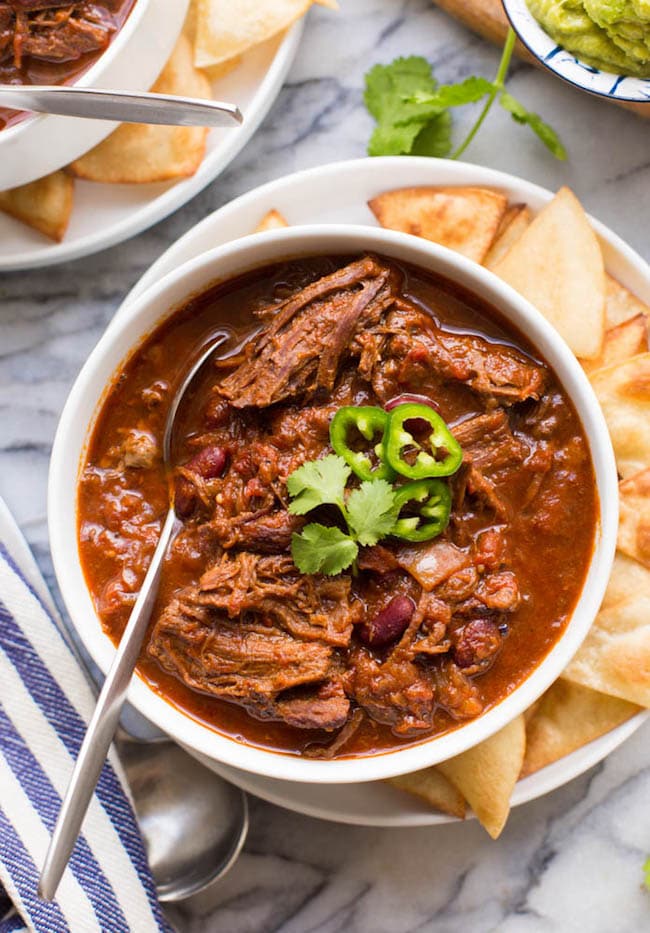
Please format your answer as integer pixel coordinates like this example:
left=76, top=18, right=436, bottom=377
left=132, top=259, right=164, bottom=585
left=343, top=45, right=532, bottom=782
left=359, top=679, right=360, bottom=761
left=2, top=1, right=114, bottom=67
left=219, top=257, right=400, bottom=408
left=149, top=594, right=349, bottom=731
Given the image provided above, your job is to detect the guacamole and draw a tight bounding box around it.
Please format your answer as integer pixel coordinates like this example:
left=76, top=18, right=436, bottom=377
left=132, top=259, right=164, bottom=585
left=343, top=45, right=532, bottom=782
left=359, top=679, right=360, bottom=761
left=527, top=0, right=650, bottom=77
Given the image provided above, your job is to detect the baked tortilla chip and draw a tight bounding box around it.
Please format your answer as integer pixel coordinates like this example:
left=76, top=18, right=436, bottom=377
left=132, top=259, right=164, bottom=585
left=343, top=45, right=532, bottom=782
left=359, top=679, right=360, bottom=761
left=70, top=35, right=211, bottom=184
left=483, top=203, right=531, bottom=269
left=368, top=186, right=508, bottom=264
left=254, top=209, right=289, bottom=233
left=195, top=0, right=338, bottom=68
left=521, top=680, right=640, bottom=777
left=590, top=353, right=650, bottom=478
left=606, top=275, right=650, bottom=329
left=618, top=468, right=650, bottom=569
left=0, top=170, right=73, bottom=242
left=581, top=314, right=648, bottom=375
left=437, top=715, right=525, bottom=839
left=389, top=768, right=466, bottom=819
left=563, top=554, right=650, bottom=707
left=493, top=187, right=605, bottom=360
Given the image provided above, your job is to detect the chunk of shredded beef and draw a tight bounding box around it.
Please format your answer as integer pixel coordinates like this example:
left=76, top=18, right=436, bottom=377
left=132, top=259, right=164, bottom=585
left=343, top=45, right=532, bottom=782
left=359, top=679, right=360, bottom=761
left=149, top=592, right=350, bottom=730
left=2, top=1, right=114, bottom=68
left=219, top=257, right=400, bottom=408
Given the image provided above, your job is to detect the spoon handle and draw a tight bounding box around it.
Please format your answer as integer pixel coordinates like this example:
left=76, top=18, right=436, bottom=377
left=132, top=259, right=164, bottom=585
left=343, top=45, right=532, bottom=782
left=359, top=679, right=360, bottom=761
left=0, top=85, right=243, bottom=127
left=39, top=508, right=177, bottom=901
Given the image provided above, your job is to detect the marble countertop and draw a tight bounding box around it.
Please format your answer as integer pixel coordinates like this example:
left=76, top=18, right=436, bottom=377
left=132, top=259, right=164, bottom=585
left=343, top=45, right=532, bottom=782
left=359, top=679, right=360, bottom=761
left=1, top=1, right=649, bottom=930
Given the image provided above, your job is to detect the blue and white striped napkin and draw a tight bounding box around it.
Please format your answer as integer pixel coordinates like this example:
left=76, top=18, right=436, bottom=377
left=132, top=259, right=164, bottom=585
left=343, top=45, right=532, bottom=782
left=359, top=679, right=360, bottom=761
left=0, top=498, right=172, bottom=933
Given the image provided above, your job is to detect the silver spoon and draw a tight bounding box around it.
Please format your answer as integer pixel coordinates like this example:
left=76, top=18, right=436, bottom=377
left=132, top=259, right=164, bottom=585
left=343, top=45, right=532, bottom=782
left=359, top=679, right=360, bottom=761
left=116, top=731, right=248, bottom=901
left=0, top=85, right=242, bottom=127
left=40, top=332, right=233, bottom=901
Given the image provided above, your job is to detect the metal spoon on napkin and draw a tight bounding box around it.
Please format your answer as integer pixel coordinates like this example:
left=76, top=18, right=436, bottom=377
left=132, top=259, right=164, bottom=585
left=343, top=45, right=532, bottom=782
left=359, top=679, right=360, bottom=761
left=40, top=331, right=237, bottom=900
left=0, top=85, right=243, bottom=127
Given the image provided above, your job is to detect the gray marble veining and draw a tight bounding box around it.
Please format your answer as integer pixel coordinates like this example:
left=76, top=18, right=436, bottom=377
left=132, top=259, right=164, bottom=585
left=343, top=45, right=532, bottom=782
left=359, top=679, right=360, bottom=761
left=1, top=1, right=649, bottom=930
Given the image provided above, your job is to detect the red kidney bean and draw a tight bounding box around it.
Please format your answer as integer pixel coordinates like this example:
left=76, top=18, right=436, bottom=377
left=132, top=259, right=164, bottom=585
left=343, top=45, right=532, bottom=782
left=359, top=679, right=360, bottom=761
left=358, top=595, right=415, bottom=648
left=453, top=618, right=502, bottom=669
left=173, top=445, right=228, bottom=518
left=187, top=444, right=228, bottom=479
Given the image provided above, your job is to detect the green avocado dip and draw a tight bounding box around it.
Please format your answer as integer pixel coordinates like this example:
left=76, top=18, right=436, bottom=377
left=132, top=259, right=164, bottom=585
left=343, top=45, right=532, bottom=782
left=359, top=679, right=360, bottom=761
left=527, top=0, right=650, bottom=77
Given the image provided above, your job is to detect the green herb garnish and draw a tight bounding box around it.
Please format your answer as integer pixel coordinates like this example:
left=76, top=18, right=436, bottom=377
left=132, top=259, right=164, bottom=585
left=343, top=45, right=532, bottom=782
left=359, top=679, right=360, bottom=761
left=644, top=856, right=650, bottom=891
left=288, top=456, right=399, bottom=574
left=364, top=29, right=566, bottom=161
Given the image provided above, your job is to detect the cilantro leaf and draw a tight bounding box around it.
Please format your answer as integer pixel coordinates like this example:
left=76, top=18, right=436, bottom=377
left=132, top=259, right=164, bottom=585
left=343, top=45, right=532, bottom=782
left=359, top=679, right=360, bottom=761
left=410, top=111, right=453, bottom=158
left=291, top=524, right=359, bottom=575
left=346, top=479, right=398, bottom=547
left=287, top=454, right=351, bottom=516
left=364, top=56, right=442, bottom=157
left=644, top=856, right=650, bottom=891
left=499, top=91, right=567, bottom=160
left=408, top=77, right=494, bottom=116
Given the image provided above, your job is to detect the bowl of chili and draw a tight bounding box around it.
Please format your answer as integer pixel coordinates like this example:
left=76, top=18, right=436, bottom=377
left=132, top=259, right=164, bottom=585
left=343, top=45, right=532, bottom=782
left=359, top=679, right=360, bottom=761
left=49, top=224, right=618, bottom=784
left=0, top=0, right=189, bottom=190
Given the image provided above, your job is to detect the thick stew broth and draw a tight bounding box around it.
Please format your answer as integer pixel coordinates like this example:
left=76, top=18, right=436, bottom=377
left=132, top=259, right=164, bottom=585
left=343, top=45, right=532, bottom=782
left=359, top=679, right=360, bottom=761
left=78, top=255, right=597, bottom=758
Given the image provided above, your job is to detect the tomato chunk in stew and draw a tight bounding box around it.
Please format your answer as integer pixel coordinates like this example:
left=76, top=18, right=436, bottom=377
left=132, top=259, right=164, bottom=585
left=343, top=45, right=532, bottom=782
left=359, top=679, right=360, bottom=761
left=78, top=255, right=597, bottom=758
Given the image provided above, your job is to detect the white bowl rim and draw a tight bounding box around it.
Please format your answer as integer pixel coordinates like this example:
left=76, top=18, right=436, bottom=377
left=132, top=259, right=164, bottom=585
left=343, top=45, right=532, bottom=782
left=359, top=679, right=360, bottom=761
left=0, top=0, right=151, bottom=142
left=49, top=223, right=618, bottom=784
left=502, top=0, right=650, bottom=103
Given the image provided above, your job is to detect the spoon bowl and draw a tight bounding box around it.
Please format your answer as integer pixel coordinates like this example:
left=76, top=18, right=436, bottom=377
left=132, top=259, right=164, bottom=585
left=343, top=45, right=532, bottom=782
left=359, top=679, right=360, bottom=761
left=117, top=734, right=248, bottom=901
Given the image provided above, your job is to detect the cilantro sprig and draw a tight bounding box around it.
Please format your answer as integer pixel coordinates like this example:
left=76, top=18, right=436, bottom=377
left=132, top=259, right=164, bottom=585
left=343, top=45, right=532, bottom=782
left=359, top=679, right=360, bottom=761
left=288, top=455, right=399, bottom=575
left=364, top=29, right=566, bottom=161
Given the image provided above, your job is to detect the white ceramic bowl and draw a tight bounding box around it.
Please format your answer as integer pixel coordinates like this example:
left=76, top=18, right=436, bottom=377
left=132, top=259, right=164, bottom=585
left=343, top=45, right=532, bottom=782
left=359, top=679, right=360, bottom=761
left=503, top=0, right=650, bottom=103
left=0, top=0, right=189, bottom=190
left=49, top=224, right=618, bottom=784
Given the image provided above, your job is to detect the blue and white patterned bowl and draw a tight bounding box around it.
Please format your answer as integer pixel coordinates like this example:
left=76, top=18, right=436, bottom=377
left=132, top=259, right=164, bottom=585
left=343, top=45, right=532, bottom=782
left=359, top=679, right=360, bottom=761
left=502, top=0, right=650, bottom=104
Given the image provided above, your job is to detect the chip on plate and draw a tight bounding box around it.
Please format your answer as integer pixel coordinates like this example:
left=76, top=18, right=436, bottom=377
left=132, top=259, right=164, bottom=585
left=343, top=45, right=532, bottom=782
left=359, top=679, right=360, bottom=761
left=521, top=680, right=640, bottom=777
left=194, top=0, right=338, bottom=68
left=581, top=314, right=648, bottom=375
left=605, top=275, right=650, bottom=329
left=493, top=187, right=605, bottom=360
left=389, top=768, right=466, bottom=819
left=563, top=554, right=650, bottom=707
left=618, top=468, right=650, bottom=569
left=589, top=352, right=650, bottom=478
left=70, top=35, right=211, bottom=184
left=0, top=170, right=73, bottom=242
left=483, top=203, right=531, bottom=269
left=368, top=186, right=508, bottom=264
left=254, top=209, right=289, bottom=233
left=437, top=715, right=525, bottom=839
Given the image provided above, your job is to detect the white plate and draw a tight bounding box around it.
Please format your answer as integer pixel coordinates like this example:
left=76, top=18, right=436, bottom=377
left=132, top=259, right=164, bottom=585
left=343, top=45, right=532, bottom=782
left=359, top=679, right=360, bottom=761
left=0, top=23, right=302, bottom=272
left=115, top=156, right=649, bottom=826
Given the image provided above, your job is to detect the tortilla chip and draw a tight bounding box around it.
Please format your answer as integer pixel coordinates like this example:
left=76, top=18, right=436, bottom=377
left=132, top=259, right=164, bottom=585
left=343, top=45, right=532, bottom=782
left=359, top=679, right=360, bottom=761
left=589, top=353, right=650, bottom=478
left=606, top=275, right=650, bottom=329
left=201, top=56, right=243, bottom=82
left=254, top=209, right=289, bottom=233
left=483, top=203, right=531, bottom=269
left=195, top=0, right=337, bottom=68
left=618, top=468, right=650, bottom=569
left=437, top=715, right=525, bottom=839
left=70, top=35, right=211, bottom=184
left=521, top=680, right=640, bottom=777
left=581, top=314, right=648, bottom=375
left=563, top=554, right=650, bottom=707
left=388, top=768, right=466, bottom=819
left=0, top=170, right=73, bottom=242
left=368, top=186, right=508, bottom=264
left=493, top=187, right=605, bottom=360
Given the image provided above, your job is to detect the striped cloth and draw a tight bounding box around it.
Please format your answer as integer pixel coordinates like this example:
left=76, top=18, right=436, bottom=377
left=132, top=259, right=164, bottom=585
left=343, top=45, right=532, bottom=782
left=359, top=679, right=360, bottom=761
left=0, top=498, right=172, bottom=933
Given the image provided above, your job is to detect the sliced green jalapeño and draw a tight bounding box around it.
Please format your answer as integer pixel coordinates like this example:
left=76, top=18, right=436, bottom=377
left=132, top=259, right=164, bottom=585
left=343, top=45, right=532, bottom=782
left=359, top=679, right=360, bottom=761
left=329, top=405, right=395, bottom=482
left=384, top=403, right=463, bottom=479
left=392, top=478, right=452, bottom=542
